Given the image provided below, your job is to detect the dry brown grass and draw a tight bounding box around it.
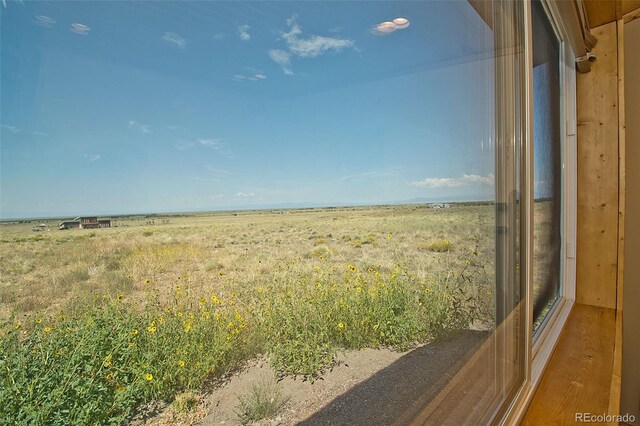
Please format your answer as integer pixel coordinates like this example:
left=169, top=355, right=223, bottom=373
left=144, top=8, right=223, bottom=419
left=0, top=204, right=496, bottom=321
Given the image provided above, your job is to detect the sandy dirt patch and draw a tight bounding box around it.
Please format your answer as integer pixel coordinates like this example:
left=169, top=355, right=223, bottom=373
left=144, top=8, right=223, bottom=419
left=139, top=347, right=406, bottom=426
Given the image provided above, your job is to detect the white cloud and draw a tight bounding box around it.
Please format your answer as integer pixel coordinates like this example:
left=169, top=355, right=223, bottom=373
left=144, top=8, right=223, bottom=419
left=268, top=49, right=293, bottom=75
left=1, top=124, right=20, bottom=133
left=233, top=72, right=267, bottom=82
left=163, top=32, right=186, bottom=49
left=410, top=174, right=495, bottom=188
left=236, top=192, right=255, bottom=197
left=198, top=138, right=225, bottom=149
left=34, top=15, right=56, bottom=28
left=281, top=17, right=354, bottom=58
left=268, top=16, right=354, bottom=75
left=128, top=120, right=152, bottom=134
left=237, top=24, right=250, bottom=41
left=70, top=23, right=90, bottom=35
left=193, top=176, right=219, bottom=182
left=84, top=154, right=101, bottom=162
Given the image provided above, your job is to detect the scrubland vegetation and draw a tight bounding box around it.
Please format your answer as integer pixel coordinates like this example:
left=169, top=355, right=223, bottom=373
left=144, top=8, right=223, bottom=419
left=0, top=204, right=495, bottom=424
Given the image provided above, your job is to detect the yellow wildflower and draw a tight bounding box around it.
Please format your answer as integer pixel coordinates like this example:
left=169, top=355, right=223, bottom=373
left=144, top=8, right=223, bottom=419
left=145, top=373, right=153, bottom=381
left=338, top=322, right=345, bottom=329
left=147, top=325, right=157, bottom=333
left=130, top=329, right=139, bottom=337
left=178, top=360, right=186, bottom=367
left=44, top=326, right=52, bottom=333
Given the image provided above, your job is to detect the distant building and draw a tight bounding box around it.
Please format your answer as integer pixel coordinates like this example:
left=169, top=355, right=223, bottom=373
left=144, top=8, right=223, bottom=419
left=58, top=221, right=80, bottom=230
left=32, top=223, right=47, bottom=232
left=59, top=216, right=111, bottom=230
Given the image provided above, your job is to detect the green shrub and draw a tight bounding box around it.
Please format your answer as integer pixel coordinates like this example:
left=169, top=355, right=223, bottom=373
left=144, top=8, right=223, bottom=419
left=417, top=239, right=454, bottom=252
left=0, top=294, right=249, bottom=425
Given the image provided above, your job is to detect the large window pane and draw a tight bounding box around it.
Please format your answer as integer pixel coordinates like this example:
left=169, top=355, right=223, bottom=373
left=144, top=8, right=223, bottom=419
left=1, top=1, right=526, bottom=423
left=531, top=0, right=562, bottom=332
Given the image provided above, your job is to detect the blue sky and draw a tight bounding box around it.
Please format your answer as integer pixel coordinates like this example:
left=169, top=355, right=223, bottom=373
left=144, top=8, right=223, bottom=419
left=1, top=1, right=496, bottom=219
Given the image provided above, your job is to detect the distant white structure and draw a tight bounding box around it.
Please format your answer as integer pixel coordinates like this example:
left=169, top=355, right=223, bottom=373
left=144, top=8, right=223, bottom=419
left=429, top=203, right=451, bottom=209
left=58, top=216, right=111, bottom=230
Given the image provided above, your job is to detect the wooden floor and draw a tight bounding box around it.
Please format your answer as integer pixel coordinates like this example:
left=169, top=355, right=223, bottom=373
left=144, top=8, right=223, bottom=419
left=522, top=303, right=616, bottom=425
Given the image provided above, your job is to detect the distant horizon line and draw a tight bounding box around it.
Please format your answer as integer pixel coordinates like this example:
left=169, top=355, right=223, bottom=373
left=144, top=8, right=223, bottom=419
left=0, top=197, right=502, bottom=222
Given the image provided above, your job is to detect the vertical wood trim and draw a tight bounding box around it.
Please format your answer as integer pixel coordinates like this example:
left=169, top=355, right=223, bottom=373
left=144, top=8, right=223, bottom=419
left=608, top=16, right=626, bottom=421
left=576, top=21, right=619, bottom=309
left=616, top=20, right=626, bottom=317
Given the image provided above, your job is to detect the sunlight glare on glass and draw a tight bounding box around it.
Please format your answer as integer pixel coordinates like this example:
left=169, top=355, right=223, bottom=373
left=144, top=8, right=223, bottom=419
left=393, top=17, right=410, bottom=29
left=372, top=17, right=410, bottom=35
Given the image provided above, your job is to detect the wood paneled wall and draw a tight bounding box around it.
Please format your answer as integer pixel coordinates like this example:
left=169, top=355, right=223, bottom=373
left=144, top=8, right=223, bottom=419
left=576, top=21, right=620, bottom=309
left=584, top=0, right=640, bottom=28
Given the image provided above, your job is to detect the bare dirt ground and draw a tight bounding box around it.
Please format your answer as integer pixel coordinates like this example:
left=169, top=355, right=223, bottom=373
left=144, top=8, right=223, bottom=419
left=138, top=330, right=487, bottom=426
left=141, top=347, right=406, bottom=426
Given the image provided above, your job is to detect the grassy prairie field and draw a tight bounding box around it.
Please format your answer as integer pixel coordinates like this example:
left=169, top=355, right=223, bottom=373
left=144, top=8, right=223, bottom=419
left=0, top=203, right=496, bottom=424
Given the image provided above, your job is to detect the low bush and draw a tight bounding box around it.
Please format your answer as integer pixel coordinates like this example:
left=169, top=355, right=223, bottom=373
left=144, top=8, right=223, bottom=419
left=417, top=239, right=454, bottom=252
left=235, top=379, right=286, bottom=425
